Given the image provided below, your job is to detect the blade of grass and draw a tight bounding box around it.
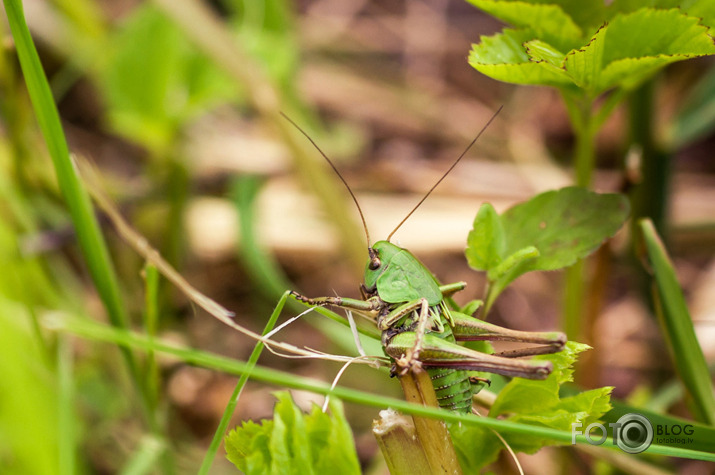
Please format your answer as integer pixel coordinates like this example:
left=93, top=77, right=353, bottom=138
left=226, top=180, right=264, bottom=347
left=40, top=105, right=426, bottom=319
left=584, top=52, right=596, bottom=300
left=198, top=290, right=290, bottom=474
left=639, top=219, right=715, bottom=426
left=2, top=0, right=143, bottom=392
left=45, top=313, right=715, bottom=462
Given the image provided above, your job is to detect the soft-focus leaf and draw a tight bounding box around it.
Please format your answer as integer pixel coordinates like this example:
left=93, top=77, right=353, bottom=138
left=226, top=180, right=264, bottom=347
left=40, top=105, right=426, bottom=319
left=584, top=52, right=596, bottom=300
left=500, top=187, right=628, bottom=270
left=670, top=63, right=715, bottom=147
left=466, top=187, right=629, bottom=295
left=465, top=203, right=506, bottom=272
left=102, top=4, right=234, bottom=151
left=225, top=392, right=360, bottom=475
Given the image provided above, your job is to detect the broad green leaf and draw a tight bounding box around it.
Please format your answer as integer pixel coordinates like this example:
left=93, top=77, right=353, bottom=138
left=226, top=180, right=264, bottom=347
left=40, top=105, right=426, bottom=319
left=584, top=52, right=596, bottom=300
left=450, top=342, right=611, bottom=470
left=500, top=187, right=628, bottom=270
left=466, top=187, right=629, bottom=297
left=0, top=298, right=59, bottom=475
left=225, top=392, right=360, bottom=475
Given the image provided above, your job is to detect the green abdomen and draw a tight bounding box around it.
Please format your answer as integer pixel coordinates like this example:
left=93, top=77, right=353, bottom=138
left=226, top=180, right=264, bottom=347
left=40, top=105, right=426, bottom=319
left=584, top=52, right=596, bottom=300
left=426, top=367, right=473, bottom=412
left=425, top=321, right=473, bottom=413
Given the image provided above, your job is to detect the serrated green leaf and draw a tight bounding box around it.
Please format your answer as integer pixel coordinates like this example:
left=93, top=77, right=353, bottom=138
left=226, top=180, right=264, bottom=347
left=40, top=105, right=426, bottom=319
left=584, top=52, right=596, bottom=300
left=449, top=341, right=611, bottom=470
left=272, top=392, right=312, bottom=474
left=469, top=29, right=575, bottom=88
left=565, top=8, right=715, bottom=94
left=524, top=39, right=566, bottom=67
left=225, top=392, right=360, bottom=475
left=558, top=387, right=613, bottom=426
left=683, top=0, right=715, bottom=29
left=466, top=0, right=584, bottom=50
left=470, top=6, right=715, bottom=96
left=449, top=423, right=502, bottom=471
left=489, top=341, right=591, bottom=416
left=315, top=397, right=362, bottom=473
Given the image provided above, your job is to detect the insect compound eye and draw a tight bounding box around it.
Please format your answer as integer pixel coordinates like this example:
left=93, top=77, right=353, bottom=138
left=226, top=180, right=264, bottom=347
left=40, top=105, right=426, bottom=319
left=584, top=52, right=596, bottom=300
left=369, top=257, right=381, bottom=270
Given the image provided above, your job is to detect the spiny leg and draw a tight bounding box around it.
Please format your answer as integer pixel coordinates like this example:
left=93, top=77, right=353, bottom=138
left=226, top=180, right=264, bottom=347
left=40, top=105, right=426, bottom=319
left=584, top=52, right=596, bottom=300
left=395, top=298, right=430, bottom=375
left=451, top=312, right=566, bottom=357
left=386, top=332, right=554, bottom=380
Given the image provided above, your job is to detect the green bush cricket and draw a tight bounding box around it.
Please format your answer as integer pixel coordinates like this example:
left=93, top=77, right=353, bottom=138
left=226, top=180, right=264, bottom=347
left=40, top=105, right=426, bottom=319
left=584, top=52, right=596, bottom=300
left=282, top=110, right=566, bottom=413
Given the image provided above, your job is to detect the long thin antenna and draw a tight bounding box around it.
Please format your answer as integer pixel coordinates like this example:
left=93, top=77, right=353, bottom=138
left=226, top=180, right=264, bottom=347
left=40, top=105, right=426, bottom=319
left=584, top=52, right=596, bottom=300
left=386, top=106, right=503, bottom=242
left=280, top=112, right=371, bottom=247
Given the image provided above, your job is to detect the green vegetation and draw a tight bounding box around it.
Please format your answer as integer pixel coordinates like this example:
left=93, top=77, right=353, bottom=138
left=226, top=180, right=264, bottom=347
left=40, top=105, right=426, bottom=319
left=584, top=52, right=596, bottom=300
left=1, top=0, right=713, bottom=473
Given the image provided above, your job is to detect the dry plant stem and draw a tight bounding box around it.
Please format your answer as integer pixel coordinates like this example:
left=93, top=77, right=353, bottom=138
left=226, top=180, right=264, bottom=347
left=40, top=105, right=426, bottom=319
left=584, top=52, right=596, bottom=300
left=398, top=368, right=462, bottom=474
left=372, top=411, right=431, bottom=475
left=152, top=0, right=366, bottom=270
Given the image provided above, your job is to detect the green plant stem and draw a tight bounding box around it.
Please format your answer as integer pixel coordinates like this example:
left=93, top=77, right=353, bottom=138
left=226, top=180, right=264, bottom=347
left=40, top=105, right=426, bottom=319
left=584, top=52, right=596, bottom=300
left=198, top=291, right=290, bottom=474
left=560, top=94, right=598, bottom=340
left=50, top=314, right=715, bottom=462
left=629, top=80, right=670, bottom=238
left=563, top=95, right=597, bottom=188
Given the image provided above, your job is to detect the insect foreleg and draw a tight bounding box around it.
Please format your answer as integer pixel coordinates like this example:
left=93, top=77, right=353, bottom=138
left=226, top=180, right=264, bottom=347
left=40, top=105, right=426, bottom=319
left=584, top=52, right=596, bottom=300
left=451, top=312, right=566, bottom=356
left=394, top=298, right=431, bottom=375
left=289, top=291, right=381, bottom=315
left=377, top=299, right=428, bottom=330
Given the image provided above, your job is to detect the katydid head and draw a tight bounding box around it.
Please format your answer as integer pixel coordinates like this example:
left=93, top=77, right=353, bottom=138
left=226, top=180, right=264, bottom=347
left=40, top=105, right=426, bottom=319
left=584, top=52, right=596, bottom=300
left=363, top=240, right=401, bottom=292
